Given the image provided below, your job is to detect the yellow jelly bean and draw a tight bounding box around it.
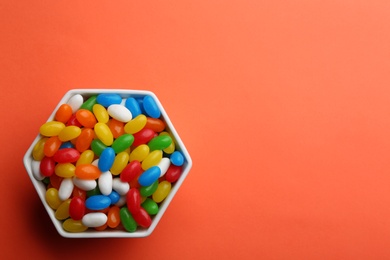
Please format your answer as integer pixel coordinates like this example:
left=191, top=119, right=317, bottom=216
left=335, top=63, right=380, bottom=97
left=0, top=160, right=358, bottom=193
left=58, top=126, right=82, bottom=142
left=63, top=219, right=88, bottom=233
left=45, top=188, right=62, bottom=210
left=141, top=150, right=162, bottom=170
left=55, top=199, right=71, bottom=220
left=55, top=163, right=76, bottom=178
left=94, top=122, right=113, bottom=146
left=39, top=121, right=66, bottom=137
left=76, top=150, right=95, bottom=166
left=160, top=132, right=175, bottom=154
left=124, top=114, right=147, bottom=134
left=93, top=104, right=109, bottom=123
left=152, top=180, right=171, bottom=203
left=32, top=137, right=48, bottom=161
left=129, top=144, right=149, bottom=162
left=111, top=152, right=129, bottom=175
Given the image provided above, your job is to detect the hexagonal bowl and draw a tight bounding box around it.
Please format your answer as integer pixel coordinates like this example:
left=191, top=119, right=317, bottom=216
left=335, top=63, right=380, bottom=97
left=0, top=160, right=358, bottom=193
left=23, top=89, right=192, bottom=238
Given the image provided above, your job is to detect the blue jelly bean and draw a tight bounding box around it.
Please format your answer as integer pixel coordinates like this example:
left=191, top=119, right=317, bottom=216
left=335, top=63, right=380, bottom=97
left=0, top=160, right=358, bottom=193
left=85, top=195, right=111, bottom=210
left=98, top=147, right=115, bottom=172
left=125, top=97, right=142, bottom=117
left=143, top=95, right=161, bottom=118
left=136, top=98, right=147, bottom=115
left=108, top=190, right=120, bottom=205
left=96, top=93, right=122, bottom=107
left=138, top=166, right=161, bottom=186
left=60, top=142, right=74, bottom=149
left=170, top=151, right=184, bottom=166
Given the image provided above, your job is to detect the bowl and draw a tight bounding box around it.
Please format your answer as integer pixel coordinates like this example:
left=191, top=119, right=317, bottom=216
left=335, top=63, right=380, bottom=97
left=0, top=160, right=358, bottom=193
left=23, top=89, right=192, bottom=238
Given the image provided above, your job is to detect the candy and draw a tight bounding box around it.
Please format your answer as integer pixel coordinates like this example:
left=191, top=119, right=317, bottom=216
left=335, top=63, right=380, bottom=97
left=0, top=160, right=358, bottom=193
left=120, top=207, right=137, bottom=232
left=152, top=181, right=171, bottom=203
left=148, top=135, right=172, bottom=151
left=107, top=104, right=132, bottom=123
left=138, top=166, right=161, bottom=186
left=58, top=178, right=74, bottom=201
left=85, top=195, right=111, bottom=210
left=143, top=95, right=161, bottom=118
left=170, top=151, right=184, bottom=166
left=124, top=97, right=142, bottom=117
left=94, top=122, right=114, bottom=146
left=55, top=104, right=73, bottom=124
left=75, top=164, right=101, bottom=180
left=96, top=93, right=122, bottom=107
left=142, top=198, right=159, bottom=215
left=55, top=199, right=71, bottom=220
left=98, top=171, right=113, bottom=196
left=69, top=197, right=85, bottom=220
left=82, top=212, right=108, bottom=228
left=67, top=94, right=83, bottom=112
left=112, top=134, right=134, bottom=154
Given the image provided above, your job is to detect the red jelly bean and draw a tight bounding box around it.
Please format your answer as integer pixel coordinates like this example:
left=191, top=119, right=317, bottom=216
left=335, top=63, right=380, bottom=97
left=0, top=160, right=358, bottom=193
left=165, top=165, right=182, bottom=183
left=66, top=114, right=82, bottom=127
left=50, top=174, right=63, bottom=189
left=132, top=207, right=152, bottom=228
left=69, top=197, right=85, bottom=220
left=53, top=148, right=80, bottom=163
left=40, top=156, right=55, bottom=177
left=132, top=128, right=155, bottom=147
left=126, top=188, right=141, bottom=214
left=120, top=160, right=142, bottom=182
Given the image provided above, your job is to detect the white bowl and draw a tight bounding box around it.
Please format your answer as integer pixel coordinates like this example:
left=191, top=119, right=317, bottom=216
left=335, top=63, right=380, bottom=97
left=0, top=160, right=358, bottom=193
left=23, top=89, right=192, bottom=238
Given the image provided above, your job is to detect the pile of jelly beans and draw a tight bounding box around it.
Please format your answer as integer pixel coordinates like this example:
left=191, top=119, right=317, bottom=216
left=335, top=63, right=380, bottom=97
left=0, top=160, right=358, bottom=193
left=31, top=93, right=185, bottom=233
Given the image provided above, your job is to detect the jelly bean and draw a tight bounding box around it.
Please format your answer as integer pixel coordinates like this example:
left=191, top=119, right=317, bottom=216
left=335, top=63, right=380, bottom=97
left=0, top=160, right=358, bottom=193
left=157, top=157, right=171, bottom=177
left=86, top=186, right=101, bottom=197
left=97, top=93, right=122, bottom=107
left=142, top=150, right=162, bottom=170
left=82, top=212, right=108, bottom=227
left=170, top=151, right=184, bottom=166
left=66, top=114, right=82, bottom=127
left=115, top=195, right=127, bottom=207
left=76, top=150, right=95, bottom=166
left=98, top=147, right=115, bottom=172
left=129, top=177, right=141, bottom=189
left=45, top=188, right=62, bottom=209
left=141, top=198, right=159, bottom=215
left=132, top=128, right=155, bottom=147
left=112, top=178, right=130, bottom=195
left=85, top=195, right=111, bottom=210
left=159, top=132, right=175, bottom=154
left=73, top=176, right=97, bottom=191
left=55, top=199, right=71, bottom=220
left=142, top=95, right=161, bottom=118
left=148, top=135, right=172, bottom=151
left=49, top=174, right=63, bottom=190
left=108, top=119, right=125, bottom=138
left=40, top=121, right=66, bottom=137
left=58, top=178, right=74, bottom=201
left=55, top=163, right=76, bottom=178
left=32, top=137, right=48, bottom=161
left=95, top=223, right=108, bottom=231
left=139, top=180, right=159, bottom=197
left=79, top=95, right=97, bottom=111
left=112, top=134, right=134, bottom=154
left=55, top=104, right=73, bottom=123
left=53, top=148, right=80, bottom=163
left=63, top=219, right=88, bottom=233
left=125, top=97, right=142, bottom=117
left=108, top=190, right=120, bottom=205
left=75, top=128, right=94, bottom=152
left=40, top=156, right=55, bottom=177
left=129, top=144, right=149, bottom=162
left=98, top=171, right=113, bottom=196
left=69, top=197, right=85, bottom=220
left=110, top=152, right=129, bottom=175
left=75, top=164, right=101, bottom=180
left=107, top=206, right=121, bottom=228
left=42, top=177, right=50, bottom=185
left=138, top=166, right=161, bottom=186
left=120, top=207, right=137, bottom=232
left=107, top=104, right=132, bottom=123
left=31, top=160, right=45, bottom=181
left=144, top=117, right=165, bottom=133
left=132, top=207, right=152, bottom=228
left=165, top=165, right=182, bottom=183
left=90, top=139, right=107, bottom=156
left=58, top=126, right=82, bottom=142
left=120, top=160, right=142, bottom=182
left=67, top=94, right=84, bottom=112
left=127, top=188, right=141, bottom=214
left=152, top=180, right=171, bottom=203
left=43, top=136, right=62, bottom=157
left=92, top=104, right=109, bottom=123
left=72, top=186, right=87, bottom=201
left=124, top=114, right=147, bottom=134
left=76, top=109, right=97, bottom=128
left=60, top=141, right=74, bottom=149
left=94, top=122, right=114, bottom=146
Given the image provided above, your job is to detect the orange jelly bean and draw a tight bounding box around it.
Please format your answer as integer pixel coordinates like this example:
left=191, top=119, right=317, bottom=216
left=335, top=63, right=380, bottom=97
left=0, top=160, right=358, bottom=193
left=75, top=164, right=101, bottom=180
left=44, top=136, right=62, bottom=157
left=144, top=117, right=166, bottom=132
left=76, top=109, right=97, bottom=128
left=108, top=119, right=125, bottom=138
left=75, top=128, right=94, bottom=152
left=107, top=206, right=121, bottom=228
left=55, top=104, right=73, bottom=123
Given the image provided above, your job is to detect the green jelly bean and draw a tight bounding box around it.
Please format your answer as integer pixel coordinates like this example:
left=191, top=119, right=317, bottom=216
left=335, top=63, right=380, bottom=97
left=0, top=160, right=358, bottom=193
left=147, top=135, right=172, bottom=151
left=112, top=134, right=134, bottom=153
left=42, top=177, right=50, bottom=185
left=91, top=139, right=107, bottom=156
left=141, top=198, right=159, bottom=215
left=120, top=207, right=138, bottom=232
left=80, top=95, right=97, bottom=111
left=139, top=180, right=159, bottom=197
left=86, top=186, right=101, bottom=197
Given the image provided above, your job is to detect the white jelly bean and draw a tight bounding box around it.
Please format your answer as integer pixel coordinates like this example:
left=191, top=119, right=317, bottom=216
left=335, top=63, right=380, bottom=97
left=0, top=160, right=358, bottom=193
left=58, top=178, right=74, bottom=201
left=82, top=212, right=108, bottom=227
left=31, top=160, right=45, bottom=181
left=157, top=157, right=171, bottom=177
left=67, top=94, right=84, bottom=112
left=112, top=178, right=130, bottom=195
left=107, top=104, right=132, bottom=123
left=98, top=171, right=113, bottom=196
left=72, top=177, right=97, bottom=191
